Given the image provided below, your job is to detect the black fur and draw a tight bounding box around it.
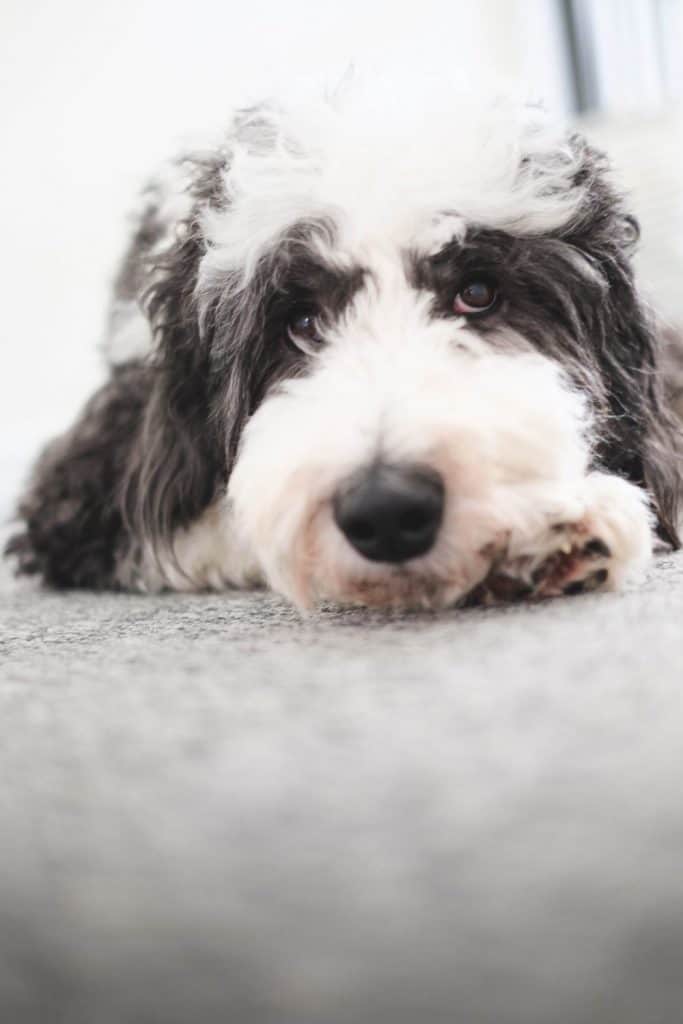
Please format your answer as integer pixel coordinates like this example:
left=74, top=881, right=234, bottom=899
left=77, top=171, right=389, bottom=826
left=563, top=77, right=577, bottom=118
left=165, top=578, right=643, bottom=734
left=413, top=140, right=683, bottom=545
left=120, top=190, right=226, bottom=560
left=6, top=363, right=150, bottom=588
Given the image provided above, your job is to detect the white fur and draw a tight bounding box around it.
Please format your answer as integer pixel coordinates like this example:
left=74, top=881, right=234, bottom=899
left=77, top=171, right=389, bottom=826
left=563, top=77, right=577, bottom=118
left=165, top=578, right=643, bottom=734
left=500, top=472, right=653, bottom=593
left=198, top=83, right=587, bottom=303
left=125, top=501, right=260, bottom=594
left=157, top=500, right=260, bottom=592
left=227, top=255, right=602, bottom=609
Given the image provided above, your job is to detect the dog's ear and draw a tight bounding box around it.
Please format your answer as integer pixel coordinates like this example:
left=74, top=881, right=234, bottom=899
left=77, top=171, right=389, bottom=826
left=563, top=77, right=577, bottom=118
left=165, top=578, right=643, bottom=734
left=640, top=326, right=683, bottom=548
left=606, top=223, right=682, bottom=549
left=120, top=223, right=226, bottom=559
left=120, top=137, right=305, bottom=564
left=598, top=254, right=682, bottom=549
left=598, top=252, right=681, bottom=548
left=560, top=140, right=682, bottom=547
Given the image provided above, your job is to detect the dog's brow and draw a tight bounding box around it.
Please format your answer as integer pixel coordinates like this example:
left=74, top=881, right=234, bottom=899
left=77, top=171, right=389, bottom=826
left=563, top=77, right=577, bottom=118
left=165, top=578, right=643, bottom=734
left=266, top=233, right=366, bottom=317
left=406, top=235, right=464, bottom=293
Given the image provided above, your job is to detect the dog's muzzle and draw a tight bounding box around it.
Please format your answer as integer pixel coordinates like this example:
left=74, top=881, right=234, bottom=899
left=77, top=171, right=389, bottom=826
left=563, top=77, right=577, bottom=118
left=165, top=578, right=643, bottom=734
left=333, top=462, right=445, bottom=563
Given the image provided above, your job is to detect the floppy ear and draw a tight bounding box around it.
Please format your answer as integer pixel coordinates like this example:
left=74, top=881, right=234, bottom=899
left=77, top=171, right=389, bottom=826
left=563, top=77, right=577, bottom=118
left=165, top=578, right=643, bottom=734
left=596, top=247, right=682, bottom=547
left=610, top=216, right=682, bottom=547
left=640, top=321, right=683, bottom=548
left=120, top=140, right=312, bottom=565
left=561, top=141, right=682, bottom=547
left=594, top=219, right=682, bottom=548
left=120, top=224, right=227, bottom=558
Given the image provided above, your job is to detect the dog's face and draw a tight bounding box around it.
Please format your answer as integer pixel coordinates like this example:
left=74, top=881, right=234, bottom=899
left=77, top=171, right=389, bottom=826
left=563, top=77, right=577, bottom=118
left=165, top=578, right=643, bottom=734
left=131, top=86, right=677, bottom=607
left=223, top=227, right=593, bottom=608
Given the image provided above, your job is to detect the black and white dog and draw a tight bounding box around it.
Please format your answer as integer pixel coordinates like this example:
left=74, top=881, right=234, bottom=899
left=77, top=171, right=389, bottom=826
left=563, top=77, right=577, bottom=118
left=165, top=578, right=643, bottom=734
left=7, top=84, right=683, bottom=609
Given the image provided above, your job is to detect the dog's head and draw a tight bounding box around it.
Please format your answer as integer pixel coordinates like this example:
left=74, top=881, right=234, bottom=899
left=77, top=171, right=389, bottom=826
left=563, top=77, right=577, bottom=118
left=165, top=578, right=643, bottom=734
left=125, top=84, right=680, bottom=607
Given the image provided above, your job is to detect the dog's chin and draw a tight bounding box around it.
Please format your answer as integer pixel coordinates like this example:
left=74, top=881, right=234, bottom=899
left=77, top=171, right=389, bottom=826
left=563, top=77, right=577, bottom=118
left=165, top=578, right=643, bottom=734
left=250, top=502, right=495, bottom=612
left=330, top=577, right=460, bottom=611
left=305, top=565, right=471, bottom=612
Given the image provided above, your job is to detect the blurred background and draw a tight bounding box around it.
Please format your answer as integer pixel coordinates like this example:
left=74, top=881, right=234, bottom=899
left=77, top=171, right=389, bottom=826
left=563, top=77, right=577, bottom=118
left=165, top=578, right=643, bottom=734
left=1, top=0, right=682, bottom=520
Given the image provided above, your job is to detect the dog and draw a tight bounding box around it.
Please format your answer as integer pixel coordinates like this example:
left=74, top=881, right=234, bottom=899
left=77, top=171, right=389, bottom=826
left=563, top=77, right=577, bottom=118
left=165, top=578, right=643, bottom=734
left=6, top=82, right=683, bottom=609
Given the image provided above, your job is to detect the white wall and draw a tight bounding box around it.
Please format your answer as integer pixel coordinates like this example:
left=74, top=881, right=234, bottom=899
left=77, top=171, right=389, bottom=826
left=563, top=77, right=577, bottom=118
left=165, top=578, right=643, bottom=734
left=1, top=0, right=573, bottom=513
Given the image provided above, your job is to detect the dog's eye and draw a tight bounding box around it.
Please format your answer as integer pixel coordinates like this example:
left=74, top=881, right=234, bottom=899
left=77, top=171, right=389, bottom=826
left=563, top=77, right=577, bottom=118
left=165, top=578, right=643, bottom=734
left=286, top=307, right=323, bottom=351
left=453, top=279, right=498, bottom=315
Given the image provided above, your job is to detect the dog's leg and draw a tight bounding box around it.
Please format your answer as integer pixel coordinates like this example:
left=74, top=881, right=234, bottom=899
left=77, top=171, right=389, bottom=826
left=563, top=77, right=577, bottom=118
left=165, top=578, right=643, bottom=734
left=469, top=473, right=654, bottom=605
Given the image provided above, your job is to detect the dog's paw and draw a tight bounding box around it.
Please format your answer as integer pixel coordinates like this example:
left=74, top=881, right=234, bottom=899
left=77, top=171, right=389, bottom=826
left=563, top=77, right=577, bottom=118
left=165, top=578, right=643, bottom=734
left=467, top=473, right=654, bottom=606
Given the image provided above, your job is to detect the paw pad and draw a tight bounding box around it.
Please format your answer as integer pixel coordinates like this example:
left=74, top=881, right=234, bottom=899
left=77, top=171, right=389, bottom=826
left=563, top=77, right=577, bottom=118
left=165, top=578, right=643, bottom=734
left=582, top=538, right=611, bottom=559
left=469, top=527, right=614, bottom=607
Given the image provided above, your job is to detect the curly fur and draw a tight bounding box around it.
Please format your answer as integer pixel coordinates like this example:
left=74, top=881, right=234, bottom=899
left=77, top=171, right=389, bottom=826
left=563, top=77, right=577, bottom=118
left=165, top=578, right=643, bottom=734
left=6, top=79, right=682, bottom=602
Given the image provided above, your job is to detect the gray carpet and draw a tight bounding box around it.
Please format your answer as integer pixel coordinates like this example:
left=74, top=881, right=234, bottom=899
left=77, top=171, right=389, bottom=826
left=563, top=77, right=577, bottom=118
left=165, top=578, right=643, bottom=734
left=2, top=544, right=683, bottom=1024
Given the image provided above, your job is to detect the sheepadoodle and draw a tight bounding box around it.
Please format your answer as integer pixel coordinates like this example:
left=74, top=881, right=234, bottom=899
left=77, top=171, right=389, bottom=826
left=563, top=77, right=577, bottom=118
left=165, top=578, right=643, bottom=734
left=7, top=82, right=682, bottom=609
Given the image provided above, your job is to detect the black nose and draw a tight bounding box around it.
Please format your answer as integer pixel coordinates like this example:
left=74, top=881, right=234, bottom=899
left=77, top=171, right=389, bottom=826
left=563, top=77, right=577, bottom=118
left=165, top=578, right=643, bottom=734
left=333, top=463, right=445, bottom=563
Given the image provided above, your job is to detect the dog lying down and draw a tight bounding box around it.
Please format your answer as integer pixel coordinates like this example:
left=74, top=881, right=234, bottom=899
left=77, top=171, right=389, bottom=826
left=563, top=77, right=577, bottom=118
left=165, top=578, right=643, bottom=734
left=6, top=81, right=683, bottom=610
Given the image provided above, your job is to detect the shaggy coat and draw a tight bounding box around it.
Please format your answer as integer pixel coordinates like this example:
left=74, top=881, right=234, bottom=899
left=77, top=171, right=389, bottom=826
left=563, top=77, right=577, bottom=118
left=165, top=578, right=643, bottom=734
left=6, top=84, right=682, bottom=608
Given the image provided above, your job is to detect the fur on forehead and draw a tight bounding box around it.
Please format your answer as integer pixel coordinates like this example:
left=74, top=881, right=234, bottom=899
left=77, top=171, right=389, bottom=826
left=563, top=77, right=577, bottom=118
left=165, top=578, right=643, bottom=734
left=198, top=82, right=591, bottom=291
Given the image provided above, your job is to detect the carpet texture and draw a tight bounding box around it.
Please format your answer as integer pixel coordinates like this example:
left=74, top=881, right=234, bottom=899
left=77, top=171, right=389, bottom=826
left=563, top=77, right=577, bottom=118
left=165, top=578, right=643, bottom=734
left=2, top=547, right=683, bottom=1023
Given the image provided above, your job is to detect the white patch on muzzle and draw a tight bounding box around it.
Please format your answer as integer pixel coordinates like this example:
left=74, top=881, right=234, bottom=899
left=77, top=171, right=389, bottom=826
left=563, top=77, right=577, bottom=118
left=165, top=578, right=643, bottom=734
left=228, top=264, right=590, bottom=608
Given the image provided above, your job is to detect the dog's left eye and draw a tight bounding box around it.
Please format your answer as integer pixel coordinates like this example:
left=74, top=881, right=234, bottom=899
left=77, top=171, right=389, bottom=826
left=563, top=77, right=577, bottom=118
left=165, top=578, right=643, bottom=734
left=286, top=308, right=323, bottom=351
left=453, top=279, right=498, bottom=315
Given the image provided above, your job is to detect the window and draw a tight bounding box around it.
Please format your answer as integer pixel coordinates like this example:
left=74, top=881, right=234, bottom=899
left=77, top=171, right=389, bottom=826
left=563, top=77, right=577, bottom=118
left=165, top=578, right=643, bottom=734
left=561, top=0, right=683, bottom=112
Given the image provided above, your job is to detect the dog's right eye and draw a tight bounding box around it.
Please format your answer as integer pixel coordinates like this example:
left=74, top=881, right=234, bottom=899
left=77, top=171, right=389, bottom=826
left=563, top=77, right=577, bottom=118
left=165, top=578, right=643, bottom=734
left=286, top=308, right=323, bottom=352
left=453, top=278, right=498, bottom=315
